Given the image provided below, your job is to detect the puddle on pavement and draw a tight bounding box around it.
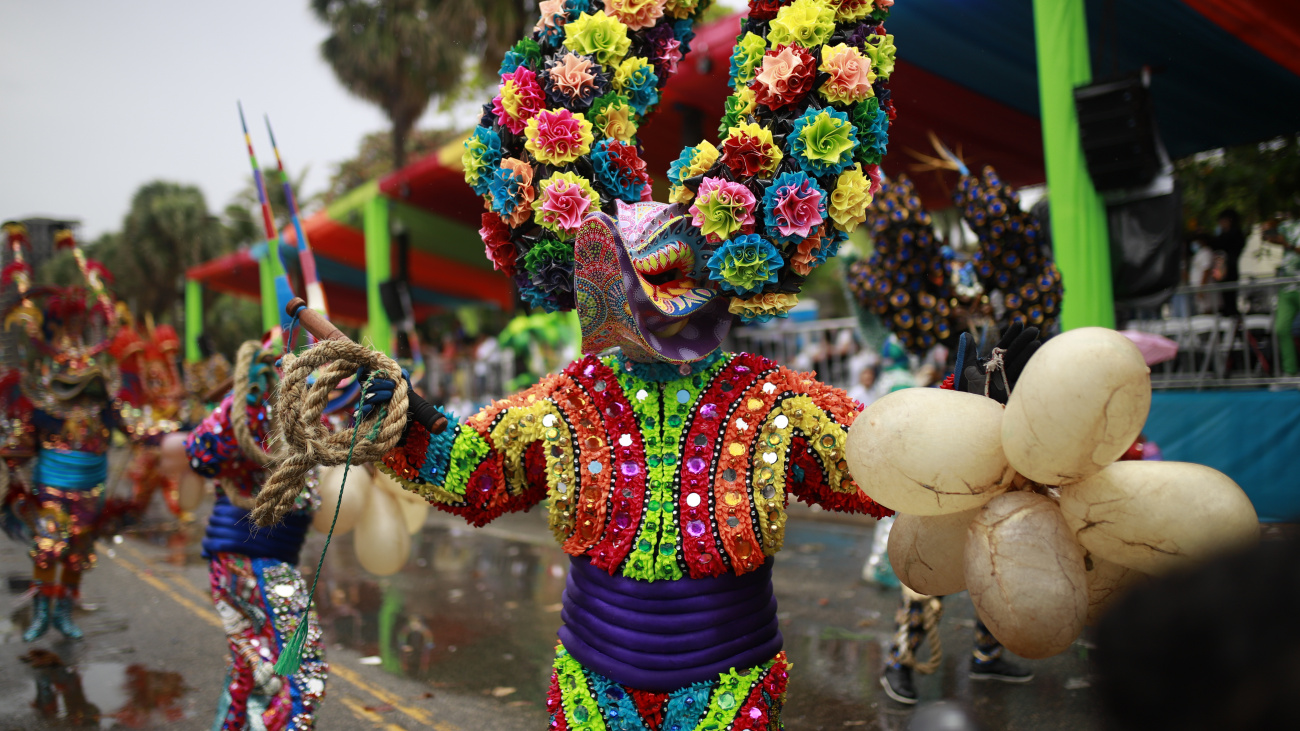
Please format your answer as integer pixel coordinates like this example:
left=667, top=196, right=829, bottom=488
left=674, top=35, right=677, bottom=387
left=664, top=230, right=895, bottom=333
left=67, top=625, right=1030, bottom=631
left=16, top=650, right=190, bottom=728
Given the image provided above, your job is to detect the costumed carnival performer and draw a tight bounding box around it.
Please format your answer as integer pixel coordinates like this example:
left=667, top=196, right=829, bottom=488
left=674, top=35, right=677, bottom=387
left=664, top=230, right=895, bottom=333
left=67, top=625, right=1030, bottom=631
left=254, top=0, right=902, bottom=727
left=1, top=223, right=177, bottom=641
left=185, top=337, right=328, bottom=730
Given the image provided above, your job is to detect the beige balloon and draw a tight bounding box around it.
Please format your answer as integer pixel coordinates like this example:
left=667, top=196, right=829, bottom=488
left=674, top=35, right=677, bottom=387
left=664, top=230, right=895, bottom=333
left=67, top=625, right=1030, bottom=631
left=158, top=432, right=190, bottom=478
left=313, top=464, right=372, bottom=536
left=845, top=388, right=1016, bottom=515
left=966, top=491, right=1088, bottom=659
left=1002, top=327, right=1151, bottom=485
left=1084, top=554, right=1144, bottom=626
left=177, top=472, right=206, bottom=512
left=888, top=508, right=981, bottom=596
left=353, top=486, right=411, bottom=576
left=1059, top=460, right=1259, bottom=575
left=373, top=471, right=430, bottom=535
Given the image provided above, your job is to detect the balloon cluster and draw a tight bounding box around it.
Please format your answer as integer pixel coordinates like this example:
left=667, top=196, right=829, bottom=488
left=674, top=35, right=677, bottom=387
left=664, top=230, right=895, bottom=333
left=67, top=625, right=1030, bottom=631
left=314, top=465, right=428, bottom=577
left=845, top=327, right=1259, bottom=658
left=847, top=174, right=956, bottom=353
left=958, top=166, right=1062, bottom=330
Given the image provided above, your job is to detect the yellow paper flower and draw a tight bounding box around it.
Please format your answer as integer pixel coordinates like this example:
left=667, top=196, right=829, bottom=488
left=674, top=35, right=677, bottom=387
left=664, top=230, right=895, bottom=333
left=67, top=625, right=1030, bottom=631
left=682, top=140, right=720, bottom=179
left=563, top=11, right=632, bottom=67
left=665, top=0, right=703, bottom=20
left=768, top=0, right=837, bottom=49
left=594, top=99, right=638, bottom=142
left=830, top=0, right=875, bottom=22
left=604, top=0, right=667, bottom=31
left=729, top=292, right=800, bottom=323
left=524, top=108, right=595, bottom=166
left=829, top=163, right=874, bottom=232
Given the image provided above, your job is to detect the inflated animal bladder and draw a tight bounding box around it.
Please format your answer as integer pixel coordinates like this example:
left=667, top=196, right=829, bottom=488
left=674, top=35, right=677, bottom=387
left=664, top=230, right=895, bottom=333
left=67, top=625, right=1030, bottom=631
left=1002, top=327, right=1151, bottom=485
left=353, top=485, right=411, bottom=576
left=1059, top=460, right=1259, bottom=574
left=966, top=492, right=1088, bottom=659
left=313, top=463, right=372, bottom=536
left=888, top=507, right=981, bottom=596
left=846, top=389, right=1015, bottom=515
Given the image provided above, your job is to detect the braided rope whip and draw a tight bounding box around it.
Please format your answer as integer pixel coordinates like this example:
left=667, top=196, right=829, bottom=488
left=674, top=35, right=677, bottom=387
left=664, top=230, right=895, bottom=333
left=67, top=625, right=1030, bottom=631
left=251, top=338, right=408, bottom=527
left=894, top=592, right=945, bottom=675
left=220, top=341, right=280, bottom=510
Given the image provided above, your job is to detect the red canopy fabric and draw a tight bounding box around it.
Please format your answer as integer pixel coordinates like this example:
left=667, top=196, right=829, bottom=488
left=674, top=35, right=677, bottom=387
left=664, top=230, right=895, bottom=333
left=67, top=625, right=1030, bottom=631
left=1181, top=0, right=1300, bottom=77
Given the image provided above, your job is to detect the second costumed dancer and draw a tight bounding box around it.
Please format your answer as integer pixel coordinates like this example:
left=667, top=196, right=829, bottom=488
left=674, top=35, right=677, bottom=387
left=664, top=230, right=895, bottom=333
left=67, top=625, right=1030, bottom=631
left=255, top=0, right=901, bottom=727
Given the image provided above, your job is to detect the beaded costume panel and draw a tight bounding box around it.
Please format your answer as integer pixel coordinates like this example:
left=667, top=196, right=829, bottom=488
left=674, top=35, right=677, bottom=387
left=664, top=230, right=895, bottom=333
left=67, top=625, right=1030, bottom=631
left=381, top=352, right=890, bottom=581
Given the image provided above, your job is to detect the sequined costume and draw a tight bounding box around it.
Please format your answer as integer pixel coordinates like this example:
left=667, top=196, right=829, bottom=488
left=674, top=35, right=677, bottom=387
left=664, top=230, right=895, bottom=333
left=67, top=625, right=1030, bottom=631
left=382, top=351, right=888, bottom=726
left=1, top=223, right=172, bottom=641
left=187, top=383, right=326, bottom=730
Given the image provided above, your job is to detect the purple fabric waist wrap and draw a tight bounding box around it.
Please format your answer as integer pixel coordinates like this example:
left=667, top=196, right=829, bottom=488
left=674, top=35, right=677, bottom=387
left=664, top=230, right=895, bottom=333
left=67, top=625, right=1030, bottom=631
left=557, top=556, right=782, bottom=692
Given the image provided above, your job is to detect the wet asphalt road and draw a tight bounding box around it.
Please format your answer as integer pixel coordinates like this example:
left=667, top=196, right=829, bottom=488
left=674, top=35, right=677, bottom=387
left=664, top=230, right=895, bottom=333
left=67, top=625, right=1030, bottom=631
left=1, top=498, right=1103, bottom=730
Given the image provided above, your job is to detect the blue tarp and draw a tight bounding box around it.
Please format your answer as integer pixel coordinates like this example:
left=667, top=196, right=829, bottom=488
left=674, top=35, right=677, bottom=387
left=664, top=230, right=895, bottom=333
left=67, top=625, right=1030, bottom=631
left=888, top=0, right=1300, bottom=158
left=1144, top=390, right=1300, bottom=521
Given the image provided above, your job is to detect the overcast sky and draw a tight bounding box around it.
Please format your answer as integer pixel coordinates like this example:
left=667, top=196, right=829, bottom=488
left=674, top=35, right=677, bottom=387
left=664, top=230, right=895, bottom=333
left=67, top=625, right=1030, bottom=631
left=0, top=0, right=482, bottom=238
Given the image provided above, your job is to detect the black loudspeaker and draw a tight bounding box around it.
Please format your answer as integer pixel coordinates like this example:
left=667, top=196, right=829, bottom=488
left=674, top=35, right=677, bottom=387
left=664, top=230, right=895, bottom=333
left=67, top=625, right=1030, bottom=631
left=379, top=279, right=414, bottom=324
left=1074, top=73, right=1162, bottom=192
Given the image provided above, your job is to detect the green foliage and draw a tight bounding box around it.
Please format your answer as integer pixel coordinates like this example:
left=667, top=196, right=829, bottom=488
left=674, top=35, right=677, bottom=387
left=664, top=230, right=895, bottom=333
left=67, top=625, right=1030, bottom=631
left=1176, top=135, right=1300, bottom=231
left=227, top=166, right=311, bottom=239
left=311, top=0, right=533, bottom=169
left=322, top=128, right=461, bottom=204
left=203, top=292, right=265, bottom=359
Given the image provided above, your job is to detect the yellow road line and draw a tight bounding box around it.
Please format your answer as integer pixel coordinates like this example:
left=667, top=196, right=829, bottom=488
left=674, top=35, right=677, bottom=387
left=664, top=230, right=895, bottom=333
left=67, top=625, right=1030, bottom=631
left=340, top=695, right=408, bottom=731
left=111, top=544, right=457, bottom=731
left=107, top=551, right=222, bottom=630
left=118, top=541, right=211, bottom=603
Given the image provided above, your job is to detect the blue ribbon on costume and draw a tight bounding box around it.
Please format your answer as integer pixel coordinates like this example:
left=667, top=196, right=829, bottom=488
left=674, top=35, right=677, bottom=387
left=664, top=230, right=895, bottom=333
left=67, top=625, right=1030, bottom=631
left=32, top=449, right=109, bottom=490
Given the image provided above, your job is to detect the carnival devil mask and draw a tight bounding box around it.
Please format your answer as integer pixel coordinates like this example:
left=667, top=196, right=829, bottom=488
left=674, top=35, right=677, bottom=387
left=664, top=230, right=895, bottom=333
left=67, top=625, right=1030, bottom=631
left=464, top=0, right=894, bottom=363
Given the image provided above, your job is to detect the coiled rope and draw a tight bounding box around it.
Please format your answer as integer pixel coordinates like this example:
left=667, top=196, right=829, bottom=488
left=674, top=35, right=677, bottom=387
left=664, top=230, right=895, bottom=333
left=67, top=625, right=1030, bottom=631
left=223, top=341, right=279, bottom=510
left=251, top=338, right=407, bottom=527
left=895, top=587, right=945, bottom=675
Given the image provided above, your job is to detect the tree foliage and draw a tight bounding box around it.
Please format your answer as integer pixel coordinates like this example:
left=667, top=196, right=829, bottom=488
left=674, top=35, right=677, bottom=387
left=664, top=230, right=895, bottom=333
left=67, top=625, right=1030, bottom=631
left=1176, top=135, right=1300, bottom=230
left=311, top=0, right=533, bottom=170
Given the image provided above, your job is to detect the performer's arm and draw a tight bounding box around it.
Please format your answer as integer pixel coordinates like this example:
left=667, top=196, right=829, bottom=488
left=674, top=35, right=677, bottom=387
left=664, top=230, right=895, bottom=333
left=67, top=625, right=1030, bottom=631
left=378, top=375, right=563, bottom=527
left=184, top=392, right=267, bottom=483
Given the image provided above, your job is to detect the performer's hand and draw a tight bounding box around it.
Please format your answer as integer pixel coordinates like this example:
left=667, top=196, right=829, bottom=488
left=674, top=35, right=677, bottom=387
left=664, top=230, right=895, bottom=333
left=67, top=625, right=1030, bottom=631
left=357, top=368, right=410, bottom=419
left=958, top=322, right=1041, bottom=404
left=252, top=662, right=283, bottom=695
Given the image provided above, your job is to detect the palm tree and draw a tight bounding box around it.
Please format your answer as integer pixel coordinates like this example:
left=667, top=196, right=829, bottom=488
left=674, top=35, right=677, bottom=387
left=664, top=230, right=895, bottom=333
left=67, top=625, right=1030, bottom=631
left=118, top=182, right=230, bottom=320
left=311, top=0, right=533, bottom=170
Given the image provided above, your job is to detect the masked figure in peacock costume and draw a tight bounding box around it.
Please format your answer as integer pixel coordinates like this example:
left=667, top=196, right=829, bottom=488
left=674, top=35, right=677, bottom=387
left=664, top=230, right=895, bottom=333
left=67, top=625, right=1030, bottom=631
left=298, top=1, right=901, bottom=727
left=185, top=338, right=327, bottom=731
left=0, top=224, right=175, bottom=641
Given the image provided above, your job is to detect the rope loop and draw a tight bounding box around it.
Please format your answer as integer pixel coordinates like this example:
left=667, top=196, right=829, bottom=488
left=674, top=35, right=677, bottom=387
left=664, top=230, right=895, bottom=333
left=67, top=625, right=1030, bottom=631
left=251, top=338, right=409, bottom=527
left=983, top=346, right=1012, bottom=399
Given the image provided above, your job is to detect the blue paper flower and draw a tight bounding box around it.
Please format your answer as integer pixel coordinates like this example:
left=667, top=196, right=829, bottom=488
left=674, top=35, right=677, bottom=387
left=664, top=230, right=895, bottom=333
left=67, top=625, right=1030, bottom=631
left=762, top=171, right=827, bottom=245
left=591, top=139, right=644, bottom=203
left=488, top=163, right=530, bottom=217
left=788, top=106, right=858, bottom=177
left=667, top=146, right=695, bottom=188
left=706, top=234, right=783, bottom=296
left=463, top=126, right=502, bottom=197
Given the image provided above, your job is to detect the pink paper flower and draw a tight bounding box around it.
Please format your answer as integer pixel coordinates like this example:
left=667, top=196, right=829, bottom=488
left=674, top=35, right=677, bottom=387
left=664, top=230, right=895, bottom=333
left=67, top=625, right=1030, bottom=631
left=689, top=177, right=757, bottom=241
left=492, top=67, right=545, bottom=134
left=751, top=44, right=816, bottom=111
left=523, top=108, right=594, bottom=166
left=773, top=183, right=824, bottom=238
left=819, top=44, right=875, bottom=105
left=537, top=171, right=597, bottom=234
left=865, top=163, right=884, bottom=197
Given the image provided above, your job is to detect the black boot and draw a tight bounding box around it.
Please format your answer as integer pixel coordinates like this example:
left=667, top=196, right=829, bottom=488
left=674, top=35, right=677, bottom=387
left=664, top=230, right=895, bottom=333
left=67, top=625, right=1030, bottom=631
left=881, top=663, right=918, bottom=704
left=970, top=620, right=1033, bottom=683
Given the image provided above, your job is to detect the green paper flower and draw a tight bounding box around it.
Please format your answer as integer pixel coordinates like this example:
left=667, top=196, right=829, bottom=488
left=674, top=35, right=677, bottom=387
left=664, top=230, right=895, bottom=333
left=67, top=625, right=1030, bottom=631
left=728, top=32, right=767, bottom=88
left=791, top=107, right=857, bottom=176
left=863, top=33, right=897, bottom=80
left=563, top=11, right=632, bottom=67
left=768, top=0, right=836, bottom=49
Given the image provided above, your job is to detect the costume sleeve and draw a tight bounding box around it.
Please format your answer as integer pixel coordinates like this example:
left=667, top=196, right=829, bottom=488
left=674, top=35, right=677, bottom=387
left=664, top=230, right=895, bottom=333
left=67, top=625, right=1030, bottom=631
left=184, top=392, right=267, bottom=484
left=779, top=371, right=893, bottom=519
left=379, top=375, right=563, bottom=527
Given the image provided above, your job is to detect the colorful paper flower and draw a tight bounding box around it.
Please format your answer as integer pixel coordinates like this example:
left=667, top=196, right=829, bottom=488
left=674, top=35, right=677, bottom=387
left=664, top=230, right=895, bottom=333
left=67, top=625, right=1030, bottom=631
left=690, top=177, right=757, bottom=241
left=591, top=139, right=651, bottom=203
left=522, top=236, right=576, bottom=312
left=789, top=107, right=859, bottom=176
left=789, top=224, right=842, bottom=275
left=588, top=92, right=638, bottom=142
left=829, top=163, right=874, bottom=232
left=541, top=52, right=609, bottom=108
left=720, top=122, right=783, bottom=179
left=479, top=212, right=517, bottom=277
left=819, top=43, right=875, bottom=105
left=706, top=234, right=783, bottom=295
left=751, top=44, right=816, bottom=111
left=830, top=0, right=875, bottom=22
left=728, top=292, right=800, bottom=323
left=563, top=11, right=631, bottom=66
left=749, top=0, right=794, bottom=21
left=644, top=22, right=683, bottom=78
left=763, top=172, right=827, bottom=242
left=534, top=0, right=570, bottom=46
left=492, top=66, right=546, bottom=134
left=462, top=126, right=502, bottom=197
left=534, top=171, right=599, bottom=235
left=865, top=162, right=884, bottom=197
left=768, top=0, right=837, bottom=49
left=500, top=38, right=543, bottom=77
left=666, top=0, right=704, bottom=20
left=728, top=32, right=767, bottom=89
left=851, top=98, right=890, bottom=165
left=614, top=56, right=660, bottom=116
left=863, top=33, right=897, bottom=80
left=667, top=139, right=720, bottom=203
left=488, top=158, right=536, bottom=228
left=604, top=0, right=666, bottom=31
left=718, top=86, right=758, bottom=136
left=524, top=108, right=595, bottom=166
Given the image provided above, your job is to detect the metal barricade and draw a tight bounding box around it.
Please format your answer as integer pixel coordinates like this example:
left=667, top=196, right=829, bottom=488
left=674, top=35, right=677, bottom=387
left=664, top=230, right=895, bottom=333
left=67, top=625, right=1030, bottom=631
left=728, top=317, right=863, bottom=391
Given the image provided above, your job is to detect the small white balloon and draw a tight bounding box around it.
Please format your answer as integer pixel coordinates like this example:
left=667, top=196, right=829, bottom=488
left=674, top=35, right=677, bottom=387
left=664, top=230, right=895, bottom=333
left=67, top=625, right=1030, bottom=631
left=888, top=508, right=980, bottom=596
left=1059, top=460, right=1259, bottom=575
left=353, top=487, right=411, bottom=576
left=1002, top=327, right=1151, bottom=485
left=372, top=471, right=430, bottom=535
left=313, top=464, right=372, bottom=536
left=845, top=389, right=1015, bottom=515
left=177, top=472, right=205, bottom=512
left=966, top=491, right=1088, bottom=659
left=158, top=432, right=191, bottom=478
